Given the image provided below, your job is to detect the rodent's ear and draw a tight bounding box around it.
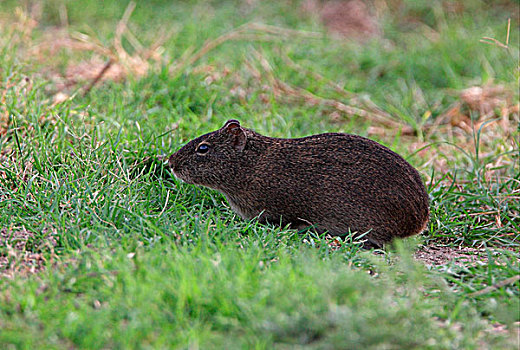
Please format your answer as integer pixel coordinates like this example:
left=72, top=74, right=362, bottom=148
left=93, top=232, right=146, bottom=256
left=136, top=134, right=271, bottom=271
left=222, top=120, right=246, bottom=151
left=223, top=119, right=240, bottom=128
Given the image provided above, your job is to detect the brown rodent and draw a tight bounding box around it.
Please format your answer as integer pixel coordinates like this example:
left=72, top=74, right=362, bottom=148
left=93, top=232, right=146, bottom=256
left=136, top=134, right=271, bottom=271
left=169, top=120, right=429, bottom=247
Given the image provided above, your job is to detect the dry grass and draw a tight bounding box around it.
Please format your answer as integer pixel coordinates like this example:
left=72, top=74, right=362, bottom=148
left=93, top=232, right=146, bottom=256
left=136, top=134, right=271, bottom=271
left=11, top=1, right=323, bottom=103
left=439, top=84, right=517, bottom=134
left=29, top=2, right=167, bottom=95
left=413, top=82, right=518, bottom=182
left=243, top=49, right=414, bottom=133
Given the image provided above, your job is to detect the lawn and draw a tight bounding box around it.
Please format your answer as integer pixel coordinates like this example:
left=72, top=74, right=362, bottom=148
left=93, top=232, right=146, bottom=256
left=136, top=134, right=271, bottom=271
left=0, top=0, right=519, bottom=348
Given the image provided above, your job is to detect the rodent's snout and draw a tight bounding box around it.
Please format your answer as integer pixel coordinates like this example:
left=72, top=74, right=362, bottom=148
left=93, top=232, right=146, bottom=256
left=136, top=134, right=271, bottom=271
left=168, top=153, right=178, bottom=170
left=168, top=151, right=194, bottom=184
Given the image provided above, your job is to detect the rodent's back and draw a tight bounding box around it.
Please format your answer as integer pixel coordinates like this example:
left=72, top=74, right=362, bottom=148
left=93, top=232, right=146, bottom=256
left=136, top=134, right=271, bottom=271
left=242, top=132, right=429, bottom=244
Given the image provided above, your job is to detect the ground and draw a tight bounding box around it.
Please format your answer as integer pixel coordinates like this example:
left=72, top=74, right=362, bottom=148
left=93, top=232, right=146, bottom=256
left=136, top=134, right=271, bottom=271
left=0, top=0, right=518, bottom=349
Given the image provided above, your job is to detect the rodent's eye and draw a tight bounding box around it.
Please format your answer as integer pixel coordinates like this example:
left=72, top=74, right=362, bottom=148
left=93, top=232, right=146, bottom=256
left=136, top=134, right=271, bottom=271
left=196, top=143, right=210, bottom=154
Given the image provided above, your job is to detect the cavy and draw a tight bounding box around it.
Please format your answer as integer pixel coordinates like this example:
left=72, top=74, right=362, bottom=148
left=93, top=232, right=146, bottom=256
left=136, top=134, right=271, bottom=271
left=169, top=120, right=429, bottom=247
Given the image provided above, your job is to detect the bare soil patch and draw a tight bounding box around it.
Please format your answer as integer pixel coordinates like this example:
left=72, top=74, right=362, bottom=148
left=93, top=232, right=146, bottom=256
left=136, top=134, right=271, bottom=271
left=414, top=244, right=518, bottom=267
left=302, top=0, right=380, bottom=39
left=0, top=228, right=58, bottom=278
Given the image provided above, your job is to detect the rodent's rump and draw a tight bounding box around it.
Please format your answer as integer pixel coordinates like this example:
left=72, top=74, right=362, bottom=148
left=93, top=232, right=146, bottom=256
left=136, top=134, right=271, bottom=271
left=169, top=119, right=429, bottom=247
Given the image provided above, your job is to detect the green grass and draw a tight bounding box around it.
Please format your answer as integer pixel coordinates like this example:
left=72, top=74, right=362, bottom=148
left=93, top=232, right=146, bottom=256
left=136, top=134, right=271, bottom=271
left=0, top=243, right=512, bottom=349
left=0, top=0, right=519, bottom=348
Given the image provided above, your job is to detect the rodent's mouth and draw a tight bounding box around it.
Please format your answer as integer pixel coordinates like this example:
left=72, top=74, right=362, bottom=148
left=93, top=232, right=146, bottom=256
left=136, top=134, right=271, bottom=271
left=171, top=169, right=194, bottom=185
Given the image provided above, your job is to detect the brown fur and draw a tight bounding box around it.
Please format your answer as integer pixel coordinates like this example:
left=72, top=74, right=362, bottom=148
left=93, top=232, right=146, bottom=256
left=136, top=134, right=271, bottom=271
left=169, top=120, right=429, bottom=247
